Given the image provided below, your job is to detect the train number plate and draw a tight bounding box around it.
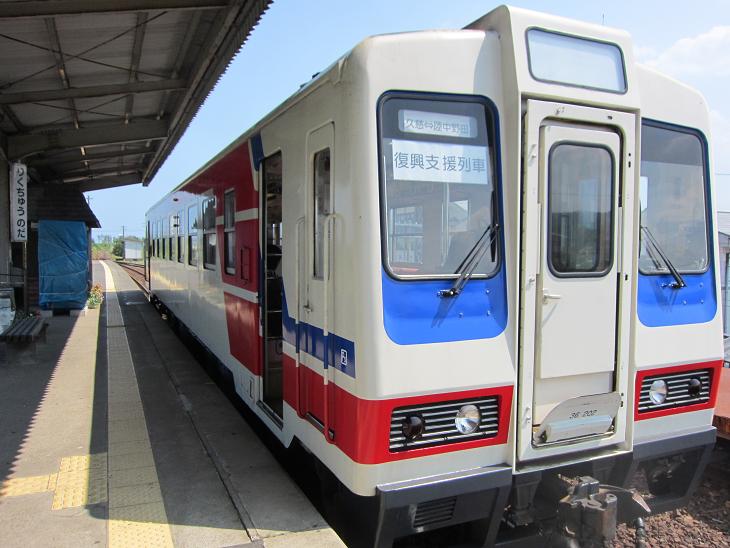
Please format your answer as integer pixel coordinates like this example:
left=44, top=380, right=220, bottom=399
left=533, top=392, right=621, bottom=445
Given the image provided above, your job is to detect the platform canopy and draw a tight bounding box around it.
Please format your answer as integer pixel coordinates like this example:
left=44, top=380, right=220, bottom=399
left=0, top=0, right=271, bottom=191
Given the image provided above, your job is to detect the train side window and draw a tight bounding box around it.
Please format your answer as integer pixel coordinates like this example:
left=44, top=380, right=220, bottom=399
left=151, top=221, right=156, bottom=257
left=169, top=215, right=176, bottom=261
left=188, top=205, right=199, bottom=266
left=224, top=190, right=236, bottom=274
left=203, top=197, right=217, bottom=270
left=177, top=210, right=184, bottom=263
left=548, top=143, right=614, bottom=275
left=159, top=220, right=164, bottom=258
left=313, top=148, right=331, bottom=279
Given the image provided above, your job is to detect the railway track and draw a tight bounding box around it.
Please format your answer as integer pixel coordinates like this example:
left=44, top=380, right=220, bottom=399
left=116, top=261, right=149, bottom=297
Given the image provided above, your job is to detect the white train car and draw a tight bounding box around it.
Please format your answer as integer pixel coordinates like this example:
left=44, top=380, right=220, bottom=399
left=146, top=6, right=722, bottom=546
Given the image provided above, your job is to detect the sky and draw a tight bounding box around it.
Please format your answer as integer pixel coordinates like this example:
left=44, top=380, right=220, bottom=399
left=86, top=0, right=730, bottom=239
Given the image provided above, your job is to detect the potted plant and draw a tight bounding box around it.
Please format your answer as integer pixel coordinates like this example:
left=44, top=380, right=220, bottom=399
left=87, top=284, right=104, bottom=309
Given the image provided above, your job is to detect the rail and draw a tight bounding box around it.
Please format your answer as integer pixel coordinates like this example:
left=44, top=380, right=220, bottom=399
left=116, top=261, right=149, bottom=298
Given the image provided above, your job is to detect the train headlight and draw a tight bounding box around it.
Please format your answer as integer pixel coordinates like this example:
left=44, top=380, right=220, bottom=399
left=688, top=377, right=702, bottom=398
left=649, top=379, right=668, bottom=404
left=455, top=404, right=480, bottom=434
left=401, top=415, right=424, bottom=440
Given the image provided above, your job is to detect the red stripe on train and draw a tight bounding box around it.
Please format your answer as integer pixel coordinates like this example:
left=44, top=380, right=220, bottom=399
left=224, top=292, right=261, bottom=375
left=282, top=354, right=513, bottom=464
left=634, top=360, right=722, bottom=421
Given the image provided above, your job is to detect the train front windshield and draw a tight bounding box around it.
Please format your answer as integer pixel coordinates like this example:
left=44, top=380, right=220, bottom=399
left=379, top=95, right=499, bottom=279
left=639, top=122, right=710, bottom=274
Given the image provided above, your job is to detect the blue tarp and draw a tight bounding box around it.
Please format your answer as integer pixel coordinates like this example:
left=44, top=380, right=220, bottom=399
left=38, top=220, right=88, bottom=310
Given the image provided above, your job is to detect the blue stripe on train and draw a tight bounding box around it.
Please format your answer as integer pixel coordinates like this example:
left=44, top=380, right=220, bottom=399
left=281, top=289, right=356, bottom=378
left=381, top=266, right=508, bottom=345
left=637, top=269, right=717, bottom=327
left=251, top=133, right=264, bottom=171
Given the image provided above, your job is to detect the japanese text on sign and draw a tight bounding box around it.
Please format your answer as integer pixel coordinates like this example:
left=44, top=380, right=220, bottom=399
left=10, top=162, right=28, bottom=242
left=399, top=110, right=476, bottom=138
left=391, top=140, right=490, bottom=185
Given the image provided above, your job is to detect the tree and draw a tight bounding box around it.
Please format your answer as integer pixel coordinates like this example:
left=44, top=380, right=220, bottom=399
left=112, top=237, right=124, bottom=258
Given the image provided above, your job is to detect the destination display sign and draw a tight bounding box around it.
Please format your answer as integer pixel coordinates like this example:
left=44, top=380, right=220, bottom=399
left=391, top=139, right=490, bottom=185
left=399, top=109, right=477, bottom=138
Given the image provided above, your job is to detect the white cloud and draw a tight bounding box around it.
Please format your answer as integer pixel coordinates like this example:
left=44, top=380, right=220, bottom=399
left=711, top=109, right=730, bottom=173
left=640, top=28, right=730, bottom=208
left=643, top=26, right=730, bottom=78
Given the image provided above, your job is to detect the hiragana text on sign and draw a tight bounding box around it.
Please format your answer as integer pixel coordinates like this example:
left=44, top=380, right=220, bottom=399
left=10, top=162, right=28, bottom=242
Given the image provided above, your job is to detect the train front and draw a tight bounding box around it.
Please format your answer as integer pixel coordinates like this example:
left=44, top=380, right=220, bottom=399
left=341, top=6, right=722, bottom=546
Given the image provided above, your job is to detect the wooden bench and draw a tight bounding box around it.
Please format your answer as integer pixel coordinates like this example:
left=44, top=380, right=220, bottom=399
left=0, top=317, right=48, bottom=344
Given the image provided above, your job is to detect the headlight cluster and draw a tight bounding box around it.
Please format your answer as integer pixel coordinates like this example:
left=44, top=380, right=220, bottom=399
left=390, top=397, right=499, bottom=452
left=638, top=368, right=712, bottom=415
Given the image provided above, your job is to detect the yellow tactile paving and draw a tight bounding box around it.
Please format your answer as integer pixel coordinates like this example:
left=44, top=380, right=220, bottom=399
left=108, top=466, right=158, bottom=488
left=0, top=474, right=57, bottom=497
left=102, top=261, right=174, bottom=548
left=108, top=439, right=152, bottom=457
left=58, top=453, right=107, bottom=473
left=52, top=458, right=108, bottom=510
left=108, top=450, right=156, bottom=471
left=108, top=502, right=173, bottom=548
left=109, top=483, right=164, bottom=509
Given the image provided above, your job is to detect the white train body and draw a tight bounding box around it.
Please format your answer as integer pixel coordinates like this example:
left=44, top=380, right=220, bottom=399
left=146, top=6, right=722, bottom=545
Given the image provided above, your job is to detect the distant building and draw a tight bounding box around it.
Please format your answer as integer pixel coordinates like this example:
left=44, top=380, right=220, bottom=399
left=123, top=238, right=143, bottom=261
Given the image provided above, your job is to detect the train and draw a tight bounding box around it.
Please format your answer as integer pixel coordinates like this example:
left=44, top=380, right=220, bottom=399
left=145, top=6, right=722, bottom=546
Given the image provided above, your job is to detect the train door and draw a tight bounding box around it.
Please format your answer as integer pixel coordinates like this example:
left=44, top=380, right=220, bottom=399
left=518, top=100, right=635, bottom=462
left=300, top=123, right=334, bottom=432
left=261, top=152, right=284, bottom=419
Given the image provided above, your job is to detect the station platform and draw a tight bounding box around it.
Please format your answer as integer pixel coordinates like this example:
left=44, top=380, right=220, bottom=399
left=0, top=260, right=343, bottom=548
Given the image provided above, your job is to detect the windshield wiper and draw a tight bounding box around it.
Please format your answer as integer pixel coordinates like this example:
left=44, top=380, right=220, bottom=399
left=439, top=222, right=500, bottom=298
left=640, top=225, right=686, bottom=289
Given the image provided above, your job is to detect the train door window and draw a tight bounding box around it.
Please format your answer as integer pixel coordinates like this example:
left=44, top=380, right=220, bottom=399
left=313, top=148, right=331, bottom=279
left=224, top=190, right=236, bottom=274
left=639, top=122, right=709, bottom=274
left=177, top=210, right=184, bottom=263
left=379, top=95, right=499, bottom=279
left=202, top=197, right=217, bottom=269
left=188, top=204, right=198, bottom=266
left=548, top=143, right=614, bottom=275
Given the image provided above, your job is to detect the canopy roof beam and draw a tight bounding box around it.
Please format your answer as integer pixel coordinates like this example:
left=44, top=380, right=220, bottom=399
left=0, top=79, right=187, bottom=105
left=78, top=173, right=144, bottom=192
left=0, top=1, right=228, bottom=19
left=8, top=119, right=169, bottom=159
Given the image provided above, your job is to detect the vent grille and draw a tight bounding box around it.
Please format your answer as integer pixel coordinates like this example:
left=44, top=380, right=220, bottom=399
left=389, top=396, right=499, bottom=452
left=638, top=369, right=712, bottom=413
left=413, top=496, right=457, bottom=529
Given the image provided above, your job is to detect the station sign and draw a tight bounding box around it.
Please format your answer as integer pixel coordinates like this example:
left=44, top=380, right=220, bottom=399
left=9, top=162, right=28, bottom=242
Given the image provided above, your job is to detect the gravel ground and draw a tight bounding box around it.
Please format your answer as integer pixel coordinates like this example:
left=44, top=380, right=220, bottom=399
left=615, top=439, right=730, bottom=547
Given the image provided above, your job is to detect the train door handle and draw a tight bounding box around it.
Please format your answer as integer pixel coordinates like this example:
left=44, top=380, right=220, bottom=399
left=302, top=303, right=313, bottom=313
left=542, top=290, right=561, bottom=303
